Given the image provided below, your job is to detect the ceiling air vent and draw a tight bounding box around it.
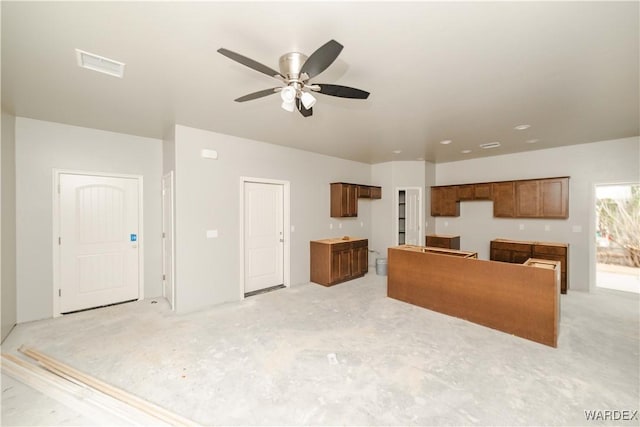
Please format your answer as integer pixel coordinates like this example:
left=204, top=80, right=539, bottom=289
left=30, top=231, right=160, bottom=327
left=479, top=142, right=501, bottom=149
left=75, top=49, right=125, bottom=78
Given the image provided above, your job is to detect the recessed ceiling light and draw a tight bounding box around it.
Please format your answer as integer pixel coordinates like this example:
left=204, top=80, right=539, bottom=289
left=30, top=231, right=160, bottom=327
left=392, top=150, right=402, bottom=154
left=479, top=142, right=501, bottom=149
left=514, top=124, right=530, bottom=130
left=75, top=49, right=125, bottom=78
left=461, top=149, right=472, bottom=154
left=526, top=139, right=539, bottom=144
left=439, top=140, right=452, bottom=145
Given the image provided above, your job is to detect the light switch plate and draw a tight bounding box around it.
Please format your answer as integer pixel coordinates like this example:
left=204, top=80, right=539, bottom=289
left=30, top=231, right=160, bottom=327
left=572, top=225, right=582, bottom=233
left=206, top=229, right=218, bottom=238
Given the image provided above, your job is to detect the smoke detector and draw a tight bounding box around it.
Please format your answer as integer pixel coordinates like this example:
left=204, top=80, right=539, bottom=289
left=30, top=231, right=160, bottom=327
left=75, top=49, right=125, bottom=78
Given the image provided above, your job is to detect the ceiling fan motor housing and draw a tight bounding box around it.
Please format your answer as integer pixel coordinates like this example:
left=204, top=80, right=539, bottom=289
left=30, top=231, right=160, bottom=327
left=279, top=52, right=308, bottom=81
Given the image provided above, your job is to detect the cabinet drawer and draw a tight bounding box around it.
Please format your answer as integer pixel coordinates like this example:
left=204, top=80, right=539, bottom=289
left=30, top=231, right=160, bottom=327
left=491, top=242, right=531, bottom=253
left=533, top=244, right=566, bottom=256
left=351, top=239, right=368, bottom=249
left=490, top=249, right=513, bottom=263
left=331, top=242, right=351, bottom=252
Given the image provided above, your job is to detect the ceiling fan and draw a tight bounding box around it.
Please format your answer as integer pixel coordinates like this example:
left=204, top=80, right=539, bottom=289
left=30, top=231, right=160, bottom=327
left=217, top=40, right=370, bottom=117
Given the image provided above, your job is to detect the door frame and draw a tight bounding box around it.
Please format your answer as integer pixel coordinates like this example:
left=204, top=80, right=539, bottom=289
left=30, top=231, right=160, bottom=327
left=52, top=169, right=145, bottom=317
left=162, top=171, right=175, bottom=310
left=395, top=186, right=423, bottom=246
left=239, top=177, right=290, bottom=300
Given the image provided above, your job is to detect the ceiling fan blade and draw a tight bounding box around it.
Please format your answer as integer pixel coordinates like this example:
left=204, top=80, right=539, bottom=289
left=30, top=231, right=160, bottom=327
left=234, top=88, right=281, bottom=102
left=217, top=48, right=283, bottom=79
left=300, top=40, right=343, bottom=79
left=314, top=84, right=370, bottom=99
left=296, top=98, right=313, bottom=117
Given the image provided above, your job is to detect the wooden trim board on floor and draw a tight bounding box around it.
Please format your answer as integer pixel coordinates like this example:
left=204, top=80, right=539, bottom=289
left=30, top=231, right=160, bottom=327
left=2, top=347, right=198, bottom=426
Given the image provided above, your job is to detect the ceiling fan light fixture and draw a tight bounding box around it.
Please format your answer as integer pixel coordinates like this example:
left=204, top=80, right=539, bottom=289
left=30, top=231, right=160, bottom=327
left=300, top=92, right=316, bottom=109
left=281, top=100, right=295, bottom=112
left=280, top=86, right=296, bottom=103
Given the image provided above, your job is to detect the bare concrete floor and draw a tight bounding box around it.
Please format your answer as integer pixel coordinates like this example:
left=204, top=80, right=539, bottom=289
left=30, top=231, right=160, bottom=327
left=2, top=274, right=639, bottom=426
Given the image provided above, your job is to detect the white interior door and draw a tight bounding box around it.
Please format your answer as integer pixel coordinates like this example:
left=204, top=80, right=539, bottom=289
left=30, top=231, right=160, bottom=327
left=162, top=173, right=175, bottom=309
left=244, top=182, right=284, bottom=293
left=404, top=188, right=423, bottom=245
left=59, top=173, right=140, bottom=313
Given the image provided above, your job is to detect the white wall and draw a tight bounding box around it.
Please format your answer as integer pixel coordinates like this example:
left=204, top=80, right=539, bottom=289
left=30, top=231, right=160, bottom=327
left=172, top=125, right=373, bottom=314
left=370, top=161, right=426, bottom=259
left=434, top=137, right=640, bottom=292
left=424, top=161, right=436, bottom=235
left=15, top=118, right=163, bottom=322
left=1, top=111, right=17, bottom=341
left=162, top=126, right=175, bottom=175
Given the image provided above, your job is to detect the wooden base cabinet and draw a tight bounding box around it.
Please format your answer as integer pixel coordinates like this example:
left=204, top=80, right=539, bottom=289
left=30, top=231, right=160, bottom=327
left=426, top=234, right=460, bottom=250
left=490, top=239, right=569, bottom=293
left=311, top=238, right=368, bottom=286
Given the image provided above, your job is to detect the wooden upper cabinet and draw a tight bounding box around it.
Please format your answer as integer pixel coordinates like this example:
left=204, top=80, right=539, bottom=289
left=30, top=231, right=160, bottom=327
left=430, top=177, right=568, bottom=219
left=330, top=183, right=358, bottom=217
left=515, top=180, right=541, bottom=217
left=457, top=185, right=475, bottom=201
left=357, top=185, right=371, bottom=198
left=356, top=185, right=382, bottom=200
left=331, top=183, right=381, bottom=217
left=474, top=183, right=493, bottom=200
left=515, top=177, right=569, bottom=218
left=457, top=183, right=492, bottom=201
left=492, top=181, right=516, bottom=217
left=431, top=186, right=460, bottom=217
left=540, top=178, right=569, bottom=218
left=369, top=186, right=382, bottom=199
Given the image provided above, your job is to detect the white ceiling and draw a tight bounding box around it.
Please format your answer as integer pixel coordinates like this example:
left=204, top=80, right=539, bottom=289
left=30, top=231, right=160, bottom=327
left=2, top=1, right=638, bottom=164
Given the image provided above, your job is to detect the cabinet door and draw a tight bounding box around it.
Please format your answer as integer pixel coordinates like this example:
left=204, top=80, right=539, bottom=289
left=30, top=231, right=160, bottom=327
left=515, top=180, right=541, bottom=217
left=474, top=183, right=492, bottom=200
left=457, top=185, right=475, bottom=200
left=492, top=182, right=515, bottom=217
left=338, top=249, right=352, bottom=279
left=330, top=251, right=342, bottom=282
left=370, top=186, right=382, bottom=199
left=346, top=185, right=358, bottom=216
left=431, top=186, right=459, bottom=216
left=351, top=247, right=368, bottom=276
left=540, top=178, right=569, bottom=218
left=357, top=185, right=371, bottom=198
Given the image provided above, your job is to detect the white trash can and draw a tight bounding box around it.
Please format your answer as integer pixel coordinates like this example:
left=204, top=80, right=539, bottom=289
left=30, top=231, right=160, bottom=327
left=375, top=258, right=388, bottom=276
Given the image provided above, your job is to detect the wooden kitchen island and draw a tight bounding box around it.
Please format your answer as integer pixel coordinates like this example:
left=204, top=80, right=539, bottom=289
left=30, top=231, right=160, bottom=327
left=387, top=245, right=560, bottom=347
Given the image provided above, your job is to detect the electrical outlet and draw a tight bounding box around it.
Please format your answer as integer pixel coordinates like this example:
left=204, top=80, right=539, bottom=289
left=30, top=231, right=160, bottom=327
left=291, top=225, right=295, bottom=232
left=329, top=223, right=333, bottom=230
left=360, top=221, right=364, bottom=227
left=545, top=225, right=551, bottom=231
left=338, top=223, right=342, bottom=229
left=519, top=224, right=525, bottom=230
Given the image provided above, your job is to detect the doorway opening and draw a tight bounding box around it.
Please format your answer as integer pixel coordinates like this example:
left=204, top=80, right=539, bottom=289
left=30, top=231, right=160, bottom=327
left=595, top=183, right=640, bottom=294
left=396, top=187, right=423, bottom=246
